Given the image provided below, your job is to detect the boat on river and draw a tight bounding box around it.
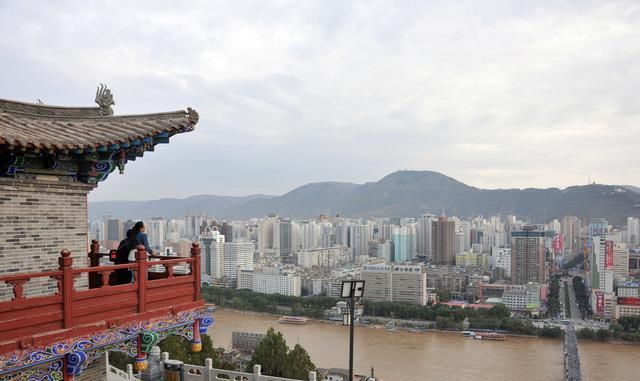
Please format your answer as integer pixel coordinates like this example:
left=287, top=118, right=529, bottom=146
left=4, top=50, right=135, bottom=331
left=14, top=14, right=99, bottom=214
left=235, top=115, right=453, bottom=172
left=473, top=332, right=506, bottom=341
left=278, top=316, right=309, bottom=325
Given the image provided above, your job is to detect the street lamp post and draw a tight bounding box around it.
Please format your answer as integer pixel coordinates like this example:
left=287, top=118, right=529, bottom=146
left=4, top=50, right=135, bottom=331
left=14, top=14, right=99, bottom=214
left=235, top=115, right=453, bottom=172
left=341, top=280, right=365, bottom=381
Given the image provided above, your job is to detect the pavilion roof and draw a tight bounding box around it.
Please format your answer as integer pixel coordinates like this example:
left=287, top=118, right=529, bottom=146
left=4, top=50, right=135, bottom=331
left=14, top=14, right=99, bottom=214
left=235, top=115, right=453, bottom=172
left=0, top=97, right=198, bottom=152
left=0, top=86, right=199, bottom=184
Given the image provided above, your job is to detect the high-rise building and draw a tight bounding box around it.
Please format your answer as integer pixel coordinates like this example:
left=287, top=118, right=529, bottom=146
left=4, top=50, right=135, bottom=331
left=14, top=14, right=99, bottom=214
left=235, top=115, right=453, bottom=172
left=392, top=225, right=416, bottom=262
left=274, top=219, right=293, bottom=258
left=257, top=216, right=276, bottom=255
left=223, top=241, right=254, bottom=279
left=416, top=214, right=435, bottom=258
left=589, top=218, right=608, bottom=238
left=561, top=216, right=581, bottom=256
left=591, top=236, right=614, bottom=293
left=432, top=216, right=456, bottom=265
left=185, top=214, right=207, bottom=240
left=349, top=223, right=370, bottom=260
left=627, top=217, right=640, bottom=246
left=377, top=240, right=394, bottom=262
left=199, top=226, right=225, bottom=281
left=613, top=243, right=629, bottom=279
left=220, top=222, right=233, bottom=243
left=491, top=246, right=512, bottom=278
left=511, top=226, right=546, bottom=285
left=106, top=218, right=122, bottom=242
left=147, top=218, right=166, bottom=251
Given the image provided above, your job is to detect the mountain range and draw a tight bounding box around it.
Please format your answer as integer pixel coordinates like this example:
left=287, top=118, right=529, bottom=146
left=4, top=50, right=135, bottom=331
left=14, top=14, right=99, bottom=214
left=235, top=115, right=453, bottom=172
left=89, top=170, right=640, bottom=225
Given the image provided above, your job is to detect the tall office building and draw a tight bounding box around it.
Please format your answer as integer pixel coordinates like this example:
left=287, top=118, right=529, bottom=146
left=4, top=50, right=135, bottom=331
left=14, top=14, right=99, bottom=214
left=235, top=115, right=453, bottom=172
left=627, top=217, right=640, bottom=246
left=589, top=218, right=608, bottom=238
left=561, top=216, right=581, bottom=256
left=591, top=237, right=614, bottom=293
left=392, top=225, right=416, bottom=262
left=274, top=219, right=293, bottom=258
left=511, top=226, right=546, bottom=284
left=613, top=243, right=629, bottom=279
left=223, top=241, right=254, bottom=279
left=432, top=216, right=456, bottom=265
left=199, top=226, right=225, bottom=281
left=349, top=223, right=370, bottom=260
left=257, top=216, right=276, bottom=255
left=416, top=214, right=435, bottom=258
left=147, top=218, right=166, bottom=251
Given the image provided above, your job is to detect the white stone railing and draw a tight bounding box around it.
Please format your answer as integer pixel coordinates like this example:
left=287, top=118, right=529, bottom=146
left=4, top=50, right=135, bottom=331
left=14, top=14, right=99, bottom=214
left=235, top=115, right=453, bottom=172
left=162, top=353, right=317, bottom=381
left=106, top=362, right=135, bottom=381
left=105, top=351, right=136, bottom=381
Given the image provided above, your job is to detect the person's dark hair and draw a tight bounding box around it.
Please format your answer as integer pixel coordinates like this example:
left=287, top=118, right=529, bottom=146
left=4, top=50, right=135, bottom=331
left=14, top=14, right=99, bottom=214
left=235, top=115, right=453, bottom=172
left=133, top=221, right=145, bottom=234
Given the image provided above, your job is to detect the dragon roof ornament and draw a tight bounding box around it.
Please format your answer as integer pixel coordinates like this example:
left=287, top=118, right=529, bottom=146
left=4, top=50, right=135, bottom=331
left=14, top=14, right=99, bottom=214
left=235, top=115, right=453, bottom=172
left=95, top=83, right=115, bottom=116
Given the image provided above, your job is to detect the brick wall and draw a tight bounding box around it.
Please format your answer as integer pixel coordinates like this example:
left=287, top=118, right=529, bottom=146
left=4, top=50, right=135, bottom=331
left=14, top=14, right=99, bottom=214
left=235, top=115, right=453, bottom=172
left=0, top=178, right=94, bottom=300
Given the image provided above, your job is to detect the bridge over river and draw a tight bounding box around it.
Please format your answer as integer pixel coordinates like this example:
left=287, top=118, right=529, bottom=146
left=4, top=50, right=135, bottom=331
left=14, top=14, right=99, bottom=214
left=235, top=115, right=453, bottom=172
left=564, top=324, right=582, bottom=381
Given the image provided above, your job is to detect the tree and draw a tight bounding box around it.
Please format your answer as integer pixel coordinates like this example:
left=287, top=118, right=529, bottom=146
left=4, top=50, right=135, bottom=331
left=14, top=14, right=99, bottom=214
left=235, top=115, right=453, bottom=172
left=159, top=334, right=220, bottom=367
left=246, top=328, right=290, bottom=377
left=285, top=344, right=316, bottom=379
left=436, top=288, right=451, bottom=302
left=487, top=304, right=510, bottom=319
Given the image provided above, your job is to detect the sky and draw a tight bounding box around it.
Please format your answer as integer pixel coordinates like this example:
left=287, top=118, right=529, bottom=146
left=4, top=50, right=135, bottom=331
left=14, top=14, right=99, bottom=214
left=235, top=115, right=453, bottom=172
left=1, top=1, right=639, bottom=201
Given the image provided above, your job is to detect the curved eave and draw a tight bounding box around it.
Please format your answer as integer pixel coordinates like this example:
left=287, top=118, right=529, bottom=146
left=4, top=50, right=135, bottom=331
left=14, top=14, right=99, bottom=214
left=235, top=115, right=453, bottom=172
left=0, top=108, right=198, bottom=153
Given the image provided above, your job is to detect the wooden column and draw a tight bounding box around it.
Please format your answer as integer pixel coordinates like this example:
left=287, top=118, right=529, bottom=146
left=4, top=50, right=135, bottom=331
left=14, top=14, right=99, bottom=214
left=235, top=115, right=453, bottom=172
left=136, top=245, right=147, bottom=313
left=191, top=243, right=201, bottom=301
left=62, top=354, right=72, bottom=381
left=88, top=239, right=101, bottom=289
left=59, top=249, right=74, bottom=329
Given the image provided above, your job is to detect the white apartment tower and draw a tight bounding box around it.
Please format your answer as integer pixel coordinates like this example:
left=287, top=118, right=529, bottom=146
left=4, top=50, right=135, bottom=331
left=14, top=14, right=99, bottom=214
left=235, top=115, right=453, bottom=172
left=200, top=226, right=225, bottom=281
left=224, top=241, right=255, bottom=279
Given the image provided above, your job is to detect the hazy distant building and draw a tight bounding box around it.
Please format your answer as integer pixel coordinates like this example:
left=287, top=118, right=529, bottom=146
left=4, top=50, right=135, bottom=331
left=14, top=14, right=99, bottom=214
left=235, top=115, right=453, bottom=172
left=274, top=219, right=293, bottom=258
left=392, top=225, right=416, bottom=262
left=224, top=241, right=254, bottom=279
left=511, top=226, right=546, bottom=285
left=349, top=223, right=370, bottom=260
left=628, top=217, right=640, bottom=246
left=257, top=216, right=276, bottom=255
left=377, top=240, right=394, bottom=262
left=416, top=214, right=435, bottom=258
left=106, top=218, right=122, bottom=242
left=432, top=216, right=456, bottom=265
left=561, top=216, right=581, bottom=256
left=147, top=218, right=166, bottom=251
left=200, top=226, right=225, bottom=281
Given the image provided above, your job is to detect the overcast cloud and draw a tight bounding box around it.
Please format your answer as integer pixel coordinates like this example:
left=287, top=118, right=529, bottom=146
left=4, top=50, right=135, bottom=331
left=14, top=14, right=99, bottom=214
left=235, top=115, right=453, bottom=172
left=1, top=1, right=639, bottom=201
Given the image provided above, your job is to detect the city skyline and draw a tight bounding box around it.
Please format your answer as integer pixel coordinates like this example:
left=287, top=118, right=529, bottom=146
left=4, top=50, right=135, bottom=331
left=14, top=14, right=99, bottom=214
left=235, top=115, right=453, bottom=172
left=1, top=1, right=639, bottom=201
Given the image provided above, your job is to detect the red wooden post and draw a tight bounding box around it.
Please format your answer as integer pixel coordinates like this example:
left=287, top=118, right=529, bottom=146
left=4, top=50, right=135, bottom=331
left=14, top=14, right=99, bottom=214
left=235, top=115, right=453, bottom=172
left=191, top=242, right=201, bottom=301
left=63, top=354, right=72, bottom=381
left=88, top=239, right=100, bottom=288
left=59, top=249, right=73, bottom=329
left=136, top=245, right=147, bottom=313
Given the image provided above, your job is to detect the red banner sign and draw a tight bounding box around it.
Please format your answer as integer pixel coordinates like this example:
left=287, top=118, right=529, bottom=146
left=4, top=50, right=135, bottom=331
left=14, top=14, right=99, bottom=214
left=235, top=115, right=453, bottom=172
left=605, top=240, right=614, bottom=269
left=596, top=292, right=605, bottom=315
left=553, top=234, right=563, bottom=254
left=617, top=297, right=640, bottom=306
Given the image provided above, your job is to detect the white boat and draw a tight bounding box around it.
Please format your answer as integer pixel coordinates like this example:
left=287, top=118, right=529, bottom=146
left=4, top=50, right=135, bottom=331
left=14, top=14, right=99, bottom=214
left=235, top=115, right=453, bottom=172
left=462, top=331, right=476, bottom=337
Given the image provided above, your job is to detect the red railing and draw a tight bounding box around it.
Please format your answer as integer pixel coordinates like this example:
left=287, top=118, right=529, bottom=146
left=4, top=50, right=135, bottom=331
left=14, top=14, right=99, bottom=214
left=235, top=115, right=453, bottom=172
left=0, top=243, right=203, bottom=354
